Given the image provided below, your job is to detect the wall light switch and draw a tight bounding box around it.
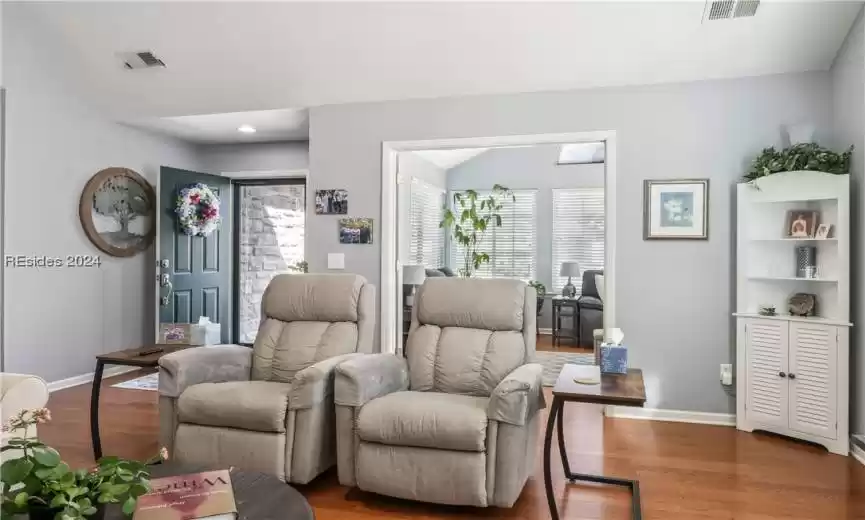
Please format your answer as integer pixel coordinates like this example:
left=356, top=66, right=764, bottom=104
left=327, top=253, right=345, bottom=270
left=720, top=364, right=733, bottom=386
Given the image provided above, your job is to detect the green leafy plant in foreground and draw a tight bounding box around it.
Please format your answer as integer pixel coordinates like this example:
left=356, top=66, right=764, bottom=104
left=1, top=409, right=165, bottom=520
left=746, top=143, right=853, bottom=181
left=440, top=184, right=515, bottom=277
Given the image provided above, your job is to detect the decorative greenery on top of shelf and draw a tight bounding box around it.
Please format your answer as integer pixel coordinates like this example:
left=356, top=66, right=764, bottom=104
left=745, top=143, right=853, bottom=181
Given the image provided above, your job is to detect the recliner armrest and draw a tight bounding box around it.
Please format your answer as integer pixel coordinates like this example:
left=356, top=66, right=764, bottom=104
left=158, top=345, right=252, bottom=398
left=335, top=354, right=408, bottom=407
left=289, top=353, right=364, bottom=410
left=488, top=363, right=546, bottom=426
left=0, top=373, right=49, bottom=425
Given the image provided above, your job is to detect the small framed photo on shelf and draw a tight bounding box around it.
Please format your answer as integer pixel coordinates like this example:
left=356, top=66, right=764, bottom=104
left=643, top=179, right=709, bottom=240
left=815, top=223, right=833, bottom=239
left=785, top=210, right=819, bottom=238
left=160, top=323, right=190, bottom=344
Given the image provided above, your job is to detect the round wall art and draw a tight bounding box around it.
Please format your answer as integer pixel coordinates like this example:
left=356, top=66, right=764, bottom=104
left=78, top=167, right=156, bottom=257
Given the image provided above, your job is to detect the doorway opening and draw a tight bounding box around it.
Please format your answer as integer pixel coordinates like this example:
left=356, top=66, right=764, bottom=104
left=381, top=132, right=617, bottom=356
left=155, top=168, right=306, bottom=346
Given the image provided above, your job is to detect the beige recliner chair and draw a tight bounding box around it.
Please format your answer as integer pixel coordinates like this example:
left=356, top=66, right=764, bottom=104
left=158, top=273, right=375, bottom=484
left=334, top=278, right=544, bottom=507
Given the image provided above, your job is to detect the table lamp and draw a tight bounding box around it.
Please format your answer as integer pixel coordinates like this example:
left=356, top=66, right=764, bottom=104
left=559, top=261, right=581, bottom=297
left=403, top=264, right=426, bottom=306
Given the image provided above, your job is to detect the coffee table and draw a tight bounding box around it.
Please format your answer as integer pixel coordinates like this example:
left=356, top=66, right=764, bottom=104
left=90, top=345, right=196, bottom=460
left=543, top=365, right=647, bottom=520
left=102, top=464, right=314, bottom=520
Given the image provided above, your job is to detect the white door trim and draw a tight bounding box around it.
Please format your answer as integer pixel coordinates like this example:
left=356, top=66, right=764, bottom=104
left=380, top=131, right=618, bottom=355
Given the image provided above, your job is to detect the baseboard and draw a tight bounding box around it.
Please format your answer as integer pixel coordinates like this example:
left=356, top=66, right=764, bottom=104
left=48, top=366, right=139, bottom=393
left=538, top=328, right=553, bottom=335
left=852, top=442, right=865, bottom=467
left=605, top=406, right=736, bottom=427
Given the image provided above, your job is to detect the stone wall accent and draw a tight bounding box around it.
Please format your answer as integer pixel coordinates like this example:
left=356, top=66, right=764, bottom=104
left=239, top=185, right=305, bottom=343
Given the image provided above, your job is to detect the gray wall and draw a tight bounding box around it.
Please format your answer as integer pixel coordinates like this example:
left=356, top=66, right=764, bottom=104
left=308, top=71, right=833, bottom=413
left=197, top=141, right=309, bottom=174
left=3, top=5, right=202, bottom=382
left=447, top=144, right=604, bottom=330
left=831, top=6, right=865, bottom=437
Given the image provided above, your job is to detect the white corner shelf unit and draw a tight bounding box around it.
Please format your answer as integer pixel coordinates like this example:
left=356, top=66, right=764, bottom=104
left=734, top=171, right=851, bottom=456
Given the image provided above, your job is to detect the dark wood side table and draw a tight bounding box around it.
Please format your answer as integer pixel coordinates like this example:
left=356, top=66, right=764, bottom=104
left=90, top=345, right=195, bottom=460
left=544, top=365, right=647, bottom=520
left=551, top=296, right=579, bottom=345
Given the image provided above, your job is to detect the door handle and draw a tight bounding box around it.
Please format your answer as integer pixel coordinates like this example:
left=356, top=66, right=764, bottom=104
left=778, top=372, right=787, bottom=378
left=788, top=373, right=796, bottom=380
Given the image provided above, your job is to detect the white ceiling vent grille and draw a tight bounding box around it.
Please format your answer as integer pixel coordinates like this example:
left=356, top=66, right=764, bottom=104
left=118, top=51, right=166, bottom=70
left=704, top=0, right=760, bottom=22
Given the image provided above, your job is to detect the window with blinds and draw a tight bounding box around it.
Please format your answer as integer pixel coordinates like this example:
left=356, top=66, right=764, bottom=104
left=552, top=189, right=605, bottom=293
left=409, top=180, right=446, bottom=269
left=450, top=189, right=537, bottom=280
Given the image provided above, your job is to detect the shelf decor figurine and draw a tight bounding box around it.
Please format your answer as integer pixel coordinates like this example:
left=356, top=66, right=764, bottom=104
left=788, top=293, right=816, bottom=317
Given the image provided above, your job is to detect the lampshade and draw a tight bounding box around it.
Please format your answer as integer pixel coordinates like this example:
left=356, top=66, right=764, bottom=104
left=403, top=264, right=426, bottom=285
left=559, top=261, right=581, bottom=277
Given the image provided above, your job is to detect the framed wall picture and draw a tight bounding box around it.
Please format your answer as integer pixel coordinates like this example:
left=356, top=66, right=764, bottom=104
left=338, top=218, right=373, bottom=244
left=643, top=179, right=709, bottom=240
left=315, top=189, right=348, bottom=214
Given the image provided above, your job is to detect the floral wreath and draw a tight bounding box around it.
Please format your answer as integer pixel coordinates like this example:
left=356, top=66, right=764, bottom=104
left=175, top=183, right=220, bottom=236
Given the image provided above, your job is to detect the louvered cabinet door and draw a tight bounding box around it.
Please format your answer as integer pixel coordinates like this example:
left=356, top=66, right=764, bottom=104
left=745, top=319, right=789, bottom=428
left=788, top=323, right=838, bottom=440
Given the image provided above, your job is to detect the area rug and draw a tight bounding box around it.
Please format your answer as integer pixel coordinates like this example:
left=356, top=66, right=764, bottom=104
left=112, top=373, right=159, bottom=391
left=533, top=351, right=594, bottom=387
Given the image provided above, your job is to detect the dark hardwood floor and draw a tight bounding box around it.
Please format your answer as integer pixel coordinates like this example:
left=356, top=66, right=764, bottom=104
left=42, top=370, right=865, bottom=519
left=536, top=333, right=593, bottom=353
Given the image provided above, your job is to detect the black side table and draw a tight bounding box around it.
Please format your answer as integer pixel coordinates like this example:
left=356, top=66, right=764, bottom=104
left=551, top=296, right=579, bottom=345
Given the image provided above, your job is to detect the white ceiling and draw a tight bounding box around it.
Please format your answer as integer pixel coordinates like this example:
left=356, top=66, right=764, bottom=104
left=20, top=1, right=862, bottom=140
left=412, top=148, right=489, bottom=170
left=127, top=108, right=309, bottom=144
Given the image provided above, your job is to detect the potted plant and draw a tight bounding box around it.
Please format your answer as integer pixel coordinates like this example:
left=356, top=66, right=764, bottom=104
left=745, top=143, right=853, bottom=182
left=439, top=184, right=514, bottom=277
left=1, top=409, right=165, bottom=520
left=528, top=281, right=546, bottom=315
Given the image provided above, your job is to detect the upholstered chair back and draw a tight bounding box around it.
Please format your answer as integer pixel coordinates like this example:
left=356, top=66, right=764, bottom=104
left=406, top=278, right=536, bottom=396
left=251, top=274, right=375, bottom=382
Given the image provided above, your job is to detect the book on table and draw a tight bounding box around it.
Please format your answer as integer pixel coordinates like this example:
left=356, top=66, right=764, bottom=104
left=133, top=469, right=237, bottom=520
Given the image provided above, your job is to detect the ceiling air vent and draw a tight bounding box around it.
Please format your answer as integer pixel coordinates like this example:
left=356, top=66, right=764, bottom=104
left=704, top=0, right=759, bottom=22
left=118, top=51, right=166, bottom=70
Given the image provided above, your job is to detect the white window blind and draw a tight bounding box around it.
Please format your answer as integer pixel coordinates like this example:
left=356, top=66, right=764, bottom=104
left=552, top=189, right=605, bottom=293
left=450, top=189, right=537, bottom=280
left=409, top=180, right=446, bottom=269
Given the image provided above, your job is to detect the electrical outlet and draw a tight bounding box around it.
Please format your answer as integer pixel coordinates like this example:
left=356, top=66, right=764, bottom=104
left=720, top=364, right=733, bottom=386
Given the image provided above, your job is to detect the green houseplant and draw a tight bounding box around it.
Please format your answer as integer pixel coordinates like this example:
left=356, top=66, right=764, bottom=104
left=746, top=143, right=853, bottom=181
left=439, top=184, right=515, bottom=277
left=1, top=409, right=164, bottom=520
left=529, top=281, right=546, bottom=315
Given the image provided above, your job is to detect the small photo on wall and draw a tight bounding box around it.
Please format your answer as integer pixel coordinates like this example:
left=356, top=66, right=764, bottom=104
left=785, top=210, right=819, bottom=238
left=339, top=218, right=374, bottom=244
left=315, top=189, right=348, bottom=215
left=643, top=179, right=709, bottom=240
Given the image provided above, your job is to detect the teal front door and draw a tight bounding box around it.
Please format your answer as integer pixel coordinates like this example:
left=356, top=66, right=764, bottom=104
left=158, top=167, right=231, bottom=342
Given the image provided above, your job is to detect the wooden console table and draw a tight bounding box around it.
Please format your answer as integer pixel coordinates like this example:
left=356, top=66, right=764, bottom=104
left=90, top=345, right=195, bottom=460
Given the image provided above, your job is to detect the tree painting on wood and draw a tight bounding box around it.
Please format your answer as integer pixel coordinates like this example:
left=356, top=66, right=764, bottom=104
left=90, top=172, right=153, bottom=249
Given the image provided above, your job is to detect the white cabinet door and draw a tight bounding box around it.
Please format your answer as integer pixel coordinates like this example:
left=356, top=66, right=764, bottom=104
left=745, top=319, right=789, bottom=428
left=788, top=323, right=838, bottom=440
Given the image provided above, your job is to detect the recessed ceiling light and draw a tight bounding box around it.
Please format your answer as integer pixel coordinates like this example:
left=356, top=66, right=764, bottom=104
left=237, top=125, right=256, bottom=134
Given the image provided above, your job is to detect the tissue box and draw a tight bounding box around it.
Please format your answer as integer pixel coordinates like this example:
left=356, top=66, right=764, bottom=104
left=599, top=344, right=628, bottom=374
left=190, top=320, right=221, bottom=346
